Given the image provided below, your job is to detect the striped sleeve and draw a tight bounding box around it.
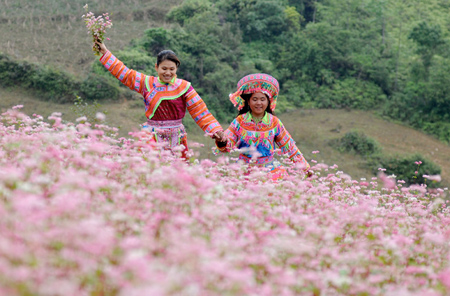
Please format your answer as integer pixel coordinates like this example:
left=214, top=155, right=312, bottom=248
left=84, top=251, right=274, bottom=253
left=274, top=118, right=310, bottom=171
left=185, top=86, right=223, bottom=135
left=216, top=119, right=239, bottom=153
left=99, top=50, right=146, bottom=94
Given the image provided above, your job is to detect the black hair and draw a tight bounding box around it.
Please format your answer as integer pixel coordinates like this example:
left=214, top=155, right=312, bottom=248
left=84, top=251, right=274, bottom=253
left=237, top=93, right=273, bottom=117
left=156, top=50, right=181, bottom=67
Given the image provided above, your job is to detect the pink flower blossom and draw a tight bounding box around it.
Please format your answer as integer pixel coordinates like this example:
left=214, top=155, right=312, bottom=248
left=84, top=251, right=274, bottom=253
left=0, top=109, right=449, bottom=295
left=81, top=6, right=113, bottom=55
left=423, top=174, right=442, bottom=182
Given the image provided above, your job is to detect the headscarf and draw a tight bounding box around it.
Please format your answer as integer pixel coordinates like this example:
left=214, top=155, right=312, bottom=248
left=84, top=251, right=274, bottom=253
left=229, top=73, right=279, bottom=111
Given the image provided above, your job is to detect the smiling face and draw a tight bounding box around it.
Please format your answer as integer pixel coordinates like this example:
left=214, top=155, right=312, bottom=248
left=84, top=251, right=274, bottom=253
left=155, top=60, right=178, bottom=83
left=248, top=92, right=269, bottom=118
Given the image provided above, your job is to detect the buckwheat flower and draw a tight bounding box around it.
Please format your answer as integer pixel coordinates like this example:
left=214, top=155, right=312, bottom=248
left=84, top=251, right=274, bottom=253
left=378, top=172, right=396, bottom=189
left=423, top=174, right=441, bottom=182
left=95, top=112, right=106, bottom=121
left=82, top=6, right=113, bottom=55
left=76, top=116, right=87, bottom=122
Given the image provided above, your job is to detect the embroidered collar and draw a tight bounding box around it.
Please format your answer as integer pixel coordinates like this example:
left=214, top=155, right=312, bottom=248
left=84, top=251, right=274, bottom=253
left=244, top=112, right=269, bottom=124
left=157, top=75, right=177, bottom=85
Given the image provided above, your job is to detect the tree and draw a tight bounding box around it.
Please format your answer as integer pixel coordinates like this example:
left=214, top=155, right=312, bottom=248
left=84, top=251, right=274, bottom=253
left=408, top=21, right=445, bottom=81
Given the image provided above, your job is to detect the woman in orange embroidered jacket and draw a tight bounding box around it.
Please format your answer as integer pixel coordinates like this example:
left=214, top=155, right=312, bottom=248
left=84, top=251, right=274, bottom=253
left=94, top=41, right=226, bottom=159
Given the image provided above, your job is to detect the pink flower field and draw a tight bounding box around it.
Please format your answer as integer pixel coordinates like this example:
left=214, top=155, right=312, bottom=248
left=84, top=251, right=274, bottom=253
left=1, top=107, right=449, bottom=296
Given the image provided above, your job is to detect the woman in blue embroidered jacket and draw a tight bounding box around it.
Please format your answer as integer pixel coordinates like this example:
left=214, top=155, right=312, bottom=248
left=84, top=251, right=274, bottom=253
left=216, top=73, right=310, bottom=172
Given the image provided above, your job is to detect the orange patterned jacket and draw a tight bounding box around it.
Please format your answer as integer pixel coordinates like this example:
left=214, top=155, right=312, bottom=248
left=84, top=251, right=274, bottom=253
left=100, top=51, right=223, bottom=135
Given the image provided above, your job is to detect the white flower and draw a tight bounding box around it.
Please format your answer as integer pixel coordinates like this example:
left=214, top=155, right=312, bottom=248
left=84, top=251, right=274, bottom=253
left=96, top=112, right=106, bottom=121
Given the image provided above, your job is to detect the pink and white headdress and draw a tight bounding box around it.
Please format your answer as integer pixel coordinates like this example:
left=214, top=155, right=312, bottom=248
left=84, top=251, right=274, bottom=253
left=229, top=73, right=280, bottom=111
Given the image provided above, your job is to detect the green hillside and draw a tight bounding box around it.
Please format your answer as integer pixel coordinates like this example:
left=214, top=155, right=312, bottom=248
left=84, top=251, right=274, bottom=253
left=1, top=0, right=449, bottom=184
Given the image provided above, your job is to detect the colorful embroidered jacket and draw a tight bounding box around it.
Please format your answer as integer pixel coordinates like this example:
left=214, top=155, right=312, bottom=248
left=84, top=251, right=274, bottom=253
left=218, top=112, right=310, bottom=170
left=100, top=51, right=222, bottom=135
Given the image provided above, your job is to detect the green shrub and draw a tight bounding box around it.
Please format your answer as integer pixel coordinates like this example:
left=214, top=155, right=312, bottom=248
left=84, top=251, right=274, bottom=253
left=369, top=153, right=441, bottom=187
left=142, top=27, right=179, bottom=56
left=316, top=78, right=387, bottom=110
left=0, top=53, right=35, bottom=86
left=166, top=0, right=212, bottom=25
left=0, top=52, right=121, bottom=103
left=80, top=74, right=120, bottom=102
left=0, top=53, right=78, bottom=103
left=422, top=121, right=450, bottom=144
left=330, top=131, right=382, bottom=156
left=27, top=65, right=78, bottom=103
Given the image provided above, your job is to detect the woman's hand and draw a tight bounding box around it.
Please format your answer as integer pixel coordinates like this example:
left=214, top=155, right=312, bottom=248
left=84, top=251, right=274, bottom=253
left=212, top=130, right=227, bottom=143
left=94, top=40, right=108, bottom=55
left=213, top=131, right=228, bottom=148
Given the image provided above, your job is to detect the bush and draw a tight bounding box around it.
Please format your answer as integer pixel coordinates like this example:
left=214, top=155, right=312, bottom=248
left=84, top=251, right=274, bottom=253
left=422, top=121, right=450, bottom=144
left=369, top=153, right=441, bottom=187
left=330, top=131, right=382, bottom=156
left=0, top=53, right=34, bottom=86
left=80, top=74, right=121, bottom=102
left=166, top=0, right=212, bottom=25
left=0, top=53, right=78, bottom=103
left=316, top=78, right=387, bottom=110
left=27, top=65, right=78, bottom=103
left=0, top=52, right=121, bottom=103
left=142, top=27, right=180, bottom=56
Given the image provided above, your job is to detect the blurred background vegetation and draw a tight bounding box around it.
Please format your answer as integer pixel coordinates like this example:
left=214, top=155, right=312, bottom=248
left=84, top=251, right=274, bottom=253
left=1, top=0, right=450, bottom=184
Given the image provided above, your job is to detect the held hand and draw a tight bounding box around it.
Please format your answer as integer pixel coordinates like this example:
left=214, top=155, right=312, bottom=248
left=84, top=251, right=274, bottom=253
left=212, top=130, right=227, bottom=143
left=94, top=39, right=108, bottom=55
left=213, top=131, right=228, bottom=148
left=215, top=137, right=228, bottom=148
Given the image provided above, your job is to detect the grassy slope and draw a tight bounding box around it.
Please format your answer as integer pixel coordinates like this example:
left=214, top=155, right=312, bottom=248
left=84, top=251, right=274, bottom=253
left=1, top=0, right=449, bottom=184
left=0, top=0, right=182, bottom=76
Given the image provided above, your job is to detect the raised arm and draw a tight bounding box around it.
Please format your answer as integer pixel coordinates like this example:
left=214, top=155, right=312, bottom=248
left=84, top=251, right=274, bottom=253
left=274, top=119, right=310, bottom=171
left=95, top=41, right=147, bottom=94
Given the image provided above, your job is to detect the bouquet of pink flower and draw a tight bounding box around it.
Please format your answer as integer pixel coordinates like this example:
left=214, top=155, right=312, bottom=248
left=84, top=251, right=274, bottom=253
left=81, top=4, right=113, bottom=56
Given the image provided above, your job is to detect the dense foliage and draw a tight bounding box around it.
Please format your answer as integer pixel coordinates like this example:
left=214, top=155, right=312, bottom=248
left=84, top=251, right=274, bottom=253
left=87, top=0, right=450, bottom=141
left=329, top=132, right=442, bottom=187
left=0, top=53, right=120, bottom=103
left=370, top=153, right=442, bottom=188
left=2, top=0, right=450, bottom=142
left=1, top=107, right=449, bottom=295
left=330, top=131, right=382, bottom=156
